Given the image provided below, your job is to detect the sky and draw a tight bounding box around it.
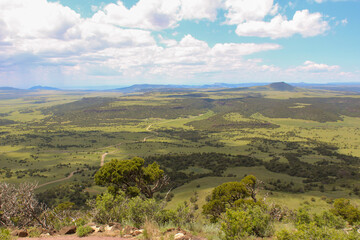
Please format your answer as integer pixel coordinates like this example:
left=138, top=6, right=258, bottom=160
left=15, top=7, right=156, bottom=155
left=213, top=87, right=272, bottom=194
left=0, top=0, right=359, bottom=88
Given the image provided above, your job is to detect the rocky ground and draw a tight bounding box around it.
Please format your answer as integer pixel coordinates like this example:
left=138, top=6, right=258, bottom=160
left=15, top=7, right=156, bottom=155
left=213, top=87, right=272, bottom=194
left=22, top=236, right=131, bottom=240
left=12, top=224, right=205, bottom=240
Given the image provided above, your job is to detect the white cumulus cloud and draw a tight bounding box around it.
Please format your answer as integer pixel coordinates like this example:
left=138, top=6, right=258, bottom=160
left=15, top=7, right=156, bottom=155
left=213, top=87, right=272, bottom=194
left=235, top=10, right=330, bottom=39
left=0, top=0, right=80, bottom=39
left=91, top=0, right=222, bottom=31
left=224, top=0, right=278, bottom=24
left=295, top=60, right=340, bottom=72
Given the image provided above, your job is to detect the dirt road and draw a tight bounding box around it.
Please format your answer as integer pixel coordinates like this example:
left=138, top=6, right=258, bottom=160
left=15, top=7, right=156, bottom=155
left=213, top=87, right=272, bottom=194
left=100, top=152, right=108, bottom=166
left=36, top=171, right=77, bottom=189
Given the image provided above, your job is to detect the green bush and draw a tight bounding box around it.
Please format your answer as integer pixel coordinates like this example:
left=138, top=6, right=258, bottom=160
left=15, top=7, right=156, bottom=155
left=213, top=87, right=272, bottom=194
left=203, top=175, right=258, bottom=222
left=276, top=223, right=360, bottom=240
left=313, top=211, right=346, bottom=229
left=331, top=198, right=360, bottom=225
left=74, top=218, right=87, bottom=227
left=90, top=191, right=129, bottom=224
left=172, top=201, right=196, bottom=227
left=127, top=196, right=164, bottom=228
left=0, top=228, right=11, bottom=240
left=76, top=225, right=93, bottom=237
left=28, top=227, right=42, bottom=238
left=91, top=190, right=179, bottom=228
left=295, top=207, right=311, bottom=226
left=220, top=205, right=273, bottom=239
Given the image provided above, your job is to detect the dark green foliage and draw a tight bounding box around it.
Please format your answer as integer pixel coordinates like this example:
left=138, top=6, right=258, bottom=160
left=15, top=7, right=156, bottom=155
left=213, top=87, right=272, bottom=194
left=313, top=211, right=346, bottom=229
left=202, top=175, right=258, bottom=222
left=43, top=95, right=360, bottom=126
left=0, top=119, right=15, bottom=126
left=43, top=97, right=211, bottom=125
left=0, top=131, right=136, bottom=150
left=187, top=113, right=279, bottom=131
left=277, top=204, right=355, bottom=240
left=76, top=225, right=93, bottom=237
left=207, top=97, right=360, bottom=123
left=37, top=182, right=93, bottom=208
left=146, top=153, right=262, bottom=190
left=265, top=152, right=360, bottom=183
left=94, top=157, right=168, bottom=198
left=295, top=208, right=312, bottom=226
left=43, top=97, right=117, bottom=115
left=266, top=179, right=304, bottom=193
left=0, top=228, right=11, bottom=240
left=276, top=223, right=360, bottom=240
left=89, top=190, right=190, bottom=228
left=157, top=129, right=208, bottom=142
left=331, top=198, right=360, bottom=224
left=221, top=205, right=273, bottom=239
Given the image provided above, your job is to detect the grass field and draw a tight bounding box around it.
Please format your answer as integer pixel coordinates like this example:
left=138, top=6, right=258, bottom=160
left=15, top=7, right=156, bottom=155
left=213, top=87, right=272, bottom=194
left=1, top=86, right=360, bottom=211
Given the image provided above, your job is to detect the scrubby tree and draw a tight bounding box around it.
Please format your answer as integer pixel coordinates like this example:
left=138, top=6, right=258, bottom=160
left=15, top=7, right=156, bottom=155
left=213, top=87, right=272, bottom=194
left=331, top=198, right=360, bottom=224
left=0, top=182, right=46, bottom=228
left=202, top=175, right=259, bottom=221
left=221, top=205, right=273, bottom=239
left=94, top=157, right=169, bottom=198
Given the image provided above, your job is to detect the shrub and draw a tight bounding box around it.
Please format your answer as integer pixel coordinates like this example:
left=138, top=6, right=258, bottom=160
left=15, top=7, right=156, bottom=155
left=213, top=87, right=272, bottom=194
left=313, top=211, right=346, bottom=229
left=28, top=227, right=42, bottom=238
left=127, top=196, right=164, bottom=228
left=74, top=218, right=87, bottom=227
left=0, top=228, right=11, bottom=240
left=295, top=208, right=311, bottom=226
left=172, top=201, right=196, bottom=227
left=220, top=205, right=273, bottom=239
left=142, top=221, right=161, bottom=240
left=331, top=198, right=360, bottom=225
left=42, top=202, right=85, bottom=231
left=76, top=225, right=93, bottom=237
left=89, top=191, right=129, bottom=224
left=203, top=175, right=258, bottom=222
left=276, top=223, right=360, bottom=240
left=0, top=182, right=47, bottom=228
left=90, top=190, right=178, bottom=228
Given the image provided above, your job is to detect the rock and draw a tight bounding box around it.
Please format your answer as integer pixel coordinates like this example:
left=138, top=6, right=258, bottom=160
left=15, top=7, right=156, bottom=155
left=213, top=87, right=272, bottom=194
left=105, top=225, right=113, bottom=231
left=40, top=233, right=51, bottom=237
left=99, top=226, right=105, bottom=232
left=123, top=234, right=133, bottom=238
left=44, top=229, right=57, bottom=235
left=174, top=232, right=193, bottom=240
left=90, top=225, right=101, bottom=233
left=132, top=229, right=143, bottom=236
left=112, top=223, right=122, bottom=230
left=174, top=233, right=185, bottom=239
left=59, top=225, right=77, bottom=235
left=122, top=225, right=137, bottom=235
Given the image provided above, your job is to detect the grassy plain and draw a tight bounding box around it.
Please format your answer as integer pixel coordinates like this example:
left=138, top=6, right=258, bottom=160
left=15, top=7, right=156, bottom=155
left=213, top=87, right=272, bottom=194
left=1, top=85, right=360, bottom=211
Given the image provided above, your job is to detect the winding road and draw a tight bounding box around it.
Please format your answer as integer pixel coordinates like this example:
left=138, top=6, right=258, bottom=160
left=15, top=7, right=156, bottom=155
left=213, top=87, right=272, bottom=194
left=100, top=152, right=108, bottom=167
left=36, top=170, right=78, bottom=189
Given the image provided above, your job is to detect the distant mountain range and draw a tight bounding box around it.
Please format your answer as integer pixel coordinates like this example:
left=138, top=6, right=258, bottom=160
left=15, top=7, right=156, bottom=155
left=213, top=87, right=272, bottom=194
left=109, top=82, right=296, bottom=93
left=28, top=85, right=60, bottom=90
left=0, top=82, right=360, bottom=93
left=0, top=87, right=21, bottom=91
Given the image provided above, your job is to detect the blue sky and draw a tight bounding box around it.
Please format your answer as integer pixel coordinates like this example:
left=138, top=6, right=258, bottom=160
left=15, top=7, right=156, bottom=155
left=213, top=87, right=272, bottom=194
left=0, top=0, right=359, bottom=88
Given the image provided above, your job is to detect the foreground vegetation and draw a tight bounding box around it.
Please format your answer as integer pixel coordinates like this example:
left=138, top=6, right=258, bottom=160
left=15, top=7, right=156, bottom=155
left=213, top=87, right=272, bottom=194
left=2, top=173, right=360, bottom=239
